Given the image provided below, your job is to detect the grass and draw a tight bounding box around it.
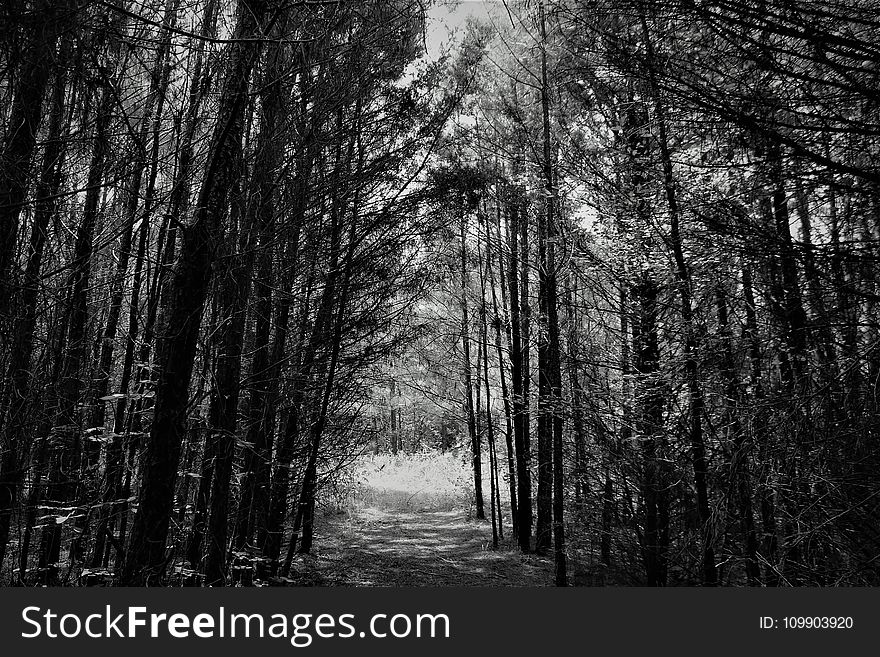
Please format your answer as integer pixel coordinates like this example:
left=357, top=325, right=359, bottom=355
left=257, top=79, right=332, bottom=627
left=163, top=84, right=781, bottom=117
left=344, top=451, right=473, bottom=514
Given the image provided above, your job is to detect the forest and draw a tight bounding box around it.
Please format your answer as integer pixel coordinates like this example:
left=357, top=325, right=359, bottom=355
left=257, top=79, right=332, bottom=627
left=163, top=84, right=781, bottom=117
left=1, top=0, right=879, bottom=587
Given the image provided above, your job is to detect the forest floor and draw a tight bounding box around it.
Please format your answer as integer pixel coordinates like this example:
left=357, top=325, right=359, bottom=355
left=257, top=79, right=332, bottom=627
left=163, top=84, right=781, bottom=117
left=285, top=452, right=555, bottom=586
left=310, top=507, right=553, bottom=586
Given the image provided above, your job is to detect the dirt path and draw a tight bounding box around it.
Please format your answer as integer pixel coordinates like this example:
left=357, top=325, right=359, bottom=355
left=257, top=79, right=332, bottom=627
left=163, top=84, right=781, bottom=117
left=297, top=507, right=554, bottom=586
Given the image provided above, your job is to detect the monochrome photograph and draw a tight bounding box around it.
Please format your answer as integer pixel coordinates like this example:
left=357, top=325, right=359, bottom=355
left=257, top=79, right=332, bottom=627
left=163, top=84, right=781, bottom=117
left=1, top=0, right=878, bottom=588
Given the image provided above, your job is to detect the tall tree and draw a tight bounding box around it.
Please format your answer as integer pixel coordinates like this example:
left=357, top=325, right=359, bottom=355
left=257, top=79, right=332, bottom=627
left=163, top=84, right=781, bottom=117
left=121, top=0, right=272, bottom=585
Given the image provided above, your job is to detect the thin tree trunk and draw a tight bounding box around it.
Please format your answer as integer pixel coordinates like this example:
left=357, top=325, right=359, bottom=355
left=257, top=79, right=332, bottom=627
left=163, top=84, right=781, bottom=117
left=38, top=88, right=111, bottom=577
left=716, top=284, right=761, bottom=585
left=520, top=185, right=533, bottom=550
left=479, top=229, right=499, bottom=548
left=490, top=193, right=517, bottom=535
left=261, top=73, right=315, bottom=560
left=204, top=223, right=252, bottom=586
left=460, top=207, right=484, bottom=520
left=286, top=191, right=359, bottom=564
left=633, top=269, right=667, bottom=586
left=506, top=182, right=531, bottom=551
left=742, top=264, right=779, bottom=586
left=640, top=12, right=715, bottom=584
left=232, top=34, right=287, bottom=550
left=537, top=2, right=565, bottom=584
left=280, top=112, right=354, bottom=566
left=565, top=274, right=588, bottom=511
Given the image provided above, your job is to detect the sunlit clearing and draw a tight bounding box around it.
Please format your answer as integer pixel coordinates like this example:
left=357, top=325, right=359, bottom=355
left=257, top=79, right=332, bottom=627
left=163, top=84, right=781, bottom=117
left=348, top=451, right=473, bottom=513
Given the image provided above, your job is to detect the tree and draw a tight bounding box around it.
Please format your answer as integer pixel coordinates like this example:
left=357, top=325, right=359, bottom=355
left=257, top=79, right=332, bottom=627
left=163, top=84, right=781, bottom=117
left=121, top=0, right=272, bottom=585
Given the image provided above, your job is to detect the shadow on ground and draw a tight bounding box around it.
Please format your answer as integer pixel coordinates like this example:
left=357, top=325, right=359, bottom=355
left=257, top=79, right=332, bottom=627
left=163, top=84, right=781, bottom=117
left=309, top=507, right=554, bottom=586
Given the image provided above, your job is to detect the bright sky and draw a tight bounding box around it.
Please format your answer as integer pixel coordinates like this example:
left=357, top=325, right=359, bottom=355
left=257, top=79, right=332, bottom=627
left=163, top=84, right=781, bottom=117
left=423, top=0, right=506, bottom=60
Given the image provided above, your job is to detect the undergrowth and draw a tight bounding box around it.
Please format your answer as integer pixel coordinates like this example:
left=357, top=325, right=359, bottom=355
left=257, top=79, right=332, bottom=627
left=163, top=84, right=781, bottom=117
left=343, top=451, right=472, bottom=513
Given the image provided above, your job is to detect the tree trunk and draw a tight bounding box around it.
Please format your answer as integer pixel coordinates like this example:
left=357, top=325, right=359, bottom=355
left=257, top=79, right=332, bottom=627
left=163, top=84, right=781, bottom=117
left=506, top=182, right=531, bottom=551
left=91, top=2, right=177, bottom=567
left=280, top=109, right=354, bottom=565
left=232, top=35, right=286, bottom=550
left=261, top=64, right=315, bottom=559
left=641, top=13, right=715, bottom=584
left=0, top=0, right=67, bottom=290
left=460, top=207, right=484, bottom=519
left=633, top=270, right=667, bottom=586
left=490, top=192, right=518, bottom=536
left=203, top=225, right=251, bottom=586
left=715, top=284, right=761, bottom=585
left=742, top=264, right=780, bottom=586
left=0, top=57, right=69, bottom=572
left=479, top=228, right=500, bottom=548
left=38, top=88, right=111, bottom=576
left=519, top=184, right=533, bottom=550
left=287, top=191, right=359, bottom=563
left=537, top=2, right=565, bottom=584
left=121, top=0, right=270, bottom=585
